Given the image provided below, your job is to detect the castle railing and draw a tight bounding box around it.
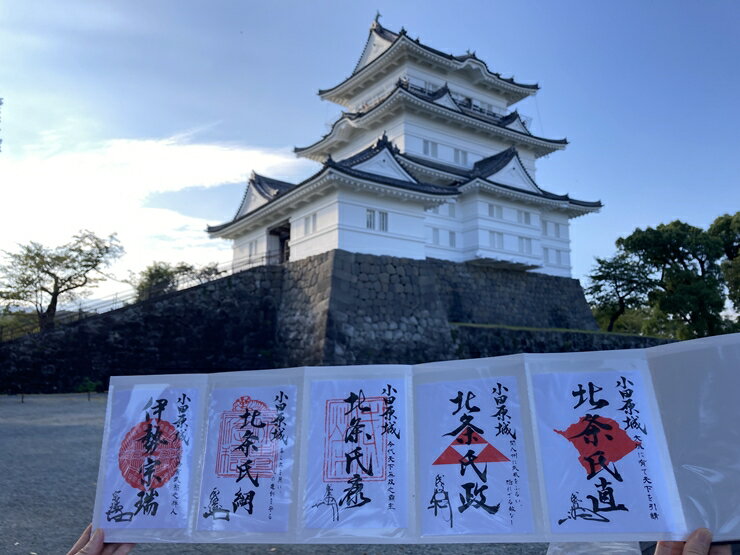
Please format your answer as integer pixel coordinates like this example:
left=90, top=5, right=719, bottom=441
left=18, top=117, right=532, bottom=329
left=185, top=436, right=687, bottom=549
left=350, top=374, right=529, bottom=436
left=0, top=252, right=285, bottom=342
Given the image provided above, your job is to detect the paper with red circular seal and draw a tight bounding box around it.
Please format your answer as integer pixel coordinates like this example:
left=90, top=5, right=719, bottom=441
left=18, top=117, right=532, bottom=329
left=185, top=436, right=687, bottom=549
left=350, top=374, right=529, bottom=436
left=119, top=420, right=182, bottom=490
left=99, top=385, right=201, bottom=532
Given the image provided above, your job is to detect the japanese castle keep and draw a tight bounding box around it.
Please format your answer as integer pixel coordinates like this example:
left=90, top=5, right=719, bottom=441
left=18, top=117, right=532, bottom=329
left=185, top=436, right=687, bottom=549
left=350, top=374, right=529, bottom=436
left=1, top=20, right=671, bottom=392
left=208, top=18, right=601, bottom=277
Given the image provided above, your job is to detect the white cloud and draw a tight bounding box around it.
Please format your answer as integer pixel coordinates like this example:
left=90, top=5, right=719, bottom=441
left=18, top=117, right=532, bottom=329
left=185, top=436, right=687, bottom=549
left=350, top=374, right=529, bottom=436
left=0, top=134, right=316, bottom=298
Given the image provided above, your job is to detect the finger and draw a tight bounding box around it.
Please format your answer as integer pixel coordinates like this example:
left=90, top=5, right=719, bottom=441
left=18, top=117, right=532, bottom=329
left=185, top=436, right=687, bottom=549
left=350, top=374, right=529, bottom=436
left=77, top=528, right=105, bottom=555
left=709, top=545, right=732, bottom=555
left=683, top=528, right=713, bottom=555
left=102, top=543, right=136, bottom=555
left=654, top=541, right=685, bottom=555
left=66, top=523, right=93, bottom=555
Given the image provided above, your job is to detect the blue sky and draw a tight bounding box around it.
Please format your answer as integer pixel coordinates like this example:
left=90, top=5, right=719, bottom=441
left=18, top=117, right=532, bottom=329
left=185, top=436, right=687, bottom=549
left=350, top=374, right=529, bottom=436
left=1, top=1, right=739, bottom=295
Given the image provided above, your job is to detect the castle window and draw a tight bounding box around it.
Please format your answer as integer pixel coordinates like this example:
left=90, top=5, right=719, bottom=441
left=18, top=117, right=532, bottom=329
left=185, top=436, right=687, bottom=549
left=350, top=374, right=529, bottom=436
left=449, top=231, right=457, bottom=248
left=489, top=231, right=504, bottom=249
left=423, top=139, right=439, bottom=158
left=432, top=227, right=440, bottom=245
left=248, top=239, right=258, bottom=258
left=454, top=148, right=468, bottom=166
left=304, top=212, right=318, bottom=235
left=517, top=210, right=532, bottom=225
left=379, top=211, right=388, bottom=232
left=488, top=203, right=503, bottom=219
left=518, top=236, right=532, bottom=255
left=366, top=209, right=376, bottom=230
left=448, top=204, right=456, bottom=218
left=366, top=209, right=388, bottom=232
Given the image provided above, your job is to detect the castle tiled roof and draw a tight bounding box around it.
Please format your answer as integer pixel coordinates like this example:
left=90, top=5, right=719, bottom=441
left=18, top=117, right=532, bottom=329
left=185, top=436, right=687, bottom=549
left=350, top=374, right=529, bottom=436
left=208, top=142, right=457, bottom=236
left=327, top=20, right=539, bottom=99
left=296, top=82, right=566, bottom=159
left=250, top=172, right=295, bottom=199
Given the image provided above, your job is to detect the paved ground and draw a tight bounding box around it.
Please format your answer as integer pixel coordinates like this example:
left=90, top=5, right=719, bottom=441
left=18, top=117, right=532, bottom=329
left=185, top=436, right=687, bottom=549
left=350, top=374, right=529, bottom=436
left=2, top=393, right=714, bottom=555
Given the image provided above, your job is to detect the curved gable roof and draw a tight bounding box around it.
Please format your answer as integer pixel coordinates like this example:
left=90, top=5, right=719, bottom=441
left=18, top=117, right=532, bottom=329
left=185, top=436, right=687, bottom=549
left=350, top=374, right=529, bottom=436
left=232, top=172, right=297, bottom=220
left=320, top=21, right=538, bottom=104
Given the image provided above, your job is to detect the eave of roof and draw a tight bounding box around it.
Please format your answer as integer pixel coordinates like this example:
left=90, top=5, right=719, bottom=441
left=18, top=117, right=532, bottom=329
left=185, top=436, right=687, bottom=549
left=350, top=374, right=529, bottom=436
left=334, top=137, right=601, bottom=213
left=207, top=158, right=456, bottom=237
left=319, top=22, right=538, bottom=103
left=393, top=147, right=602, bottom=211
left=459, top=176, right=602, bottom=213
left=296, top=83, right=566, bottom=159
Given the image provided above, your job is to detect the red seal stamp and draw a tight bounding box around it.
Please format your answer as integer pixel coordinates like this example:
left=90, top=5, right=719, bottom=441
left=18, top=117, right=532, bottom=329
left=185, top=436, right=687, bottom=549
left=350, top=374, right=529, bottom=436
left=323, top=396, right=387, bottom=482
left=118, top=420, right=182, bottom=490
left=215, top=396, right=278, bottom=479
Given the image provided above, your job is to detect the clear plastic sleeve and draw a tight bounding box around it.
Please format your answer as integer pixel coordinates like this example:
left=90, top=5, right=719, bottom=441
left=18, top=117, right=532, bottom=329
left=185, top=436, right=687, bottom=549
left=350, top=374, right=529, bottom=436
left=91, top=333, right=740, bottom=544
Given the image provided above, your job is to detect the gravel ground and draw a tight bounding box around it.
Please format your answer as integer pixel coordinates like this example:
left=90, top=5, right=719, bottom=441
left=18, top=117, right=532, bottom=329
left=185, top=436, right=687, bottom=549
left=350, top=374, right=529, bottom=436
left=5, top=394, right=715, bottom=555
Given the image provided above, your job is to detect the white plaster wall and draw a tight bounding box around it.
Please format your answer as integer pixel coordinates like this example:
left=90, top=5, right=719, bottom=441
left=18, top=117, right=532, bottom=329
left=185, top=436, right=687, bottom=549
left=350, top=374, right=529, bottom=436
left=331, top=115, right=405, bottom=162
left=403, top=115, right=538, bottom=175
left=424, top=199, right=465, bottom=262
left=346, top=61, right=517, bottom=114
left=537, top=210, right=572, bottom=276
left=229, top=189, right=572, bottom=277
left=336, top=189, right=427, bottom=259
left=405, top=65, right=512, bottom=113
left=287, top=192, right=341, bottom=262
left=422, top=191, right=577, bottom=276
left=350, top=66, right=407, bottom=112
left=232, top=228, right=268, bottom=269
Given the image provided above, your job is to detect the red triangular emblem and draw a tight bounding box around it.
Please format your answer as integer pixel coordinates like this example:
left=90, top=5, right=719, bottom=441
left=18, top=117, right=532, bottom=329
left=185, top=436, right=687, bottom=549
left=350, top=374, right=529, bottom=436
left=432, top=429, right=510, bottom=465
left=452, top=426, right=486, bottom=445
left=477, top=443, right=510, bottom=463
left=432, top=446, right=464, bottom=465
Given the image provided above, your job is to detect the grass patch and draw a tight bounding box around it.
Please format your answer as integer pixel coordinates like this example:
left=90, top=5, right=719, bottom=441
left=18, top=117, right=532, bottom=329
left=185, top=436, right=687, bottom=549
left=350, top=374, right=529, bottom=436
left=449, top=322, right=669, bottom=340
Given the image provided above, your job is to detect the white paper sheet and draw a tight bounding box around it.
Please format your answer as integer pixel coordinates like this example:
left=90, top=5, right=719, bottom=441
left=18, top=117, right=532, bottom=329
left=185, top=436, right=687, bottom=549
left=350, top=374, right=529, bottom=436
left=301, top=376, right=408, bottom=532
left=98, top=384, right=200, bottom=532
left=416, top=375, right=535, bottom=537
left=531, top=368, right=678, bottom=535
left=197, top=384, right=296, bottom=534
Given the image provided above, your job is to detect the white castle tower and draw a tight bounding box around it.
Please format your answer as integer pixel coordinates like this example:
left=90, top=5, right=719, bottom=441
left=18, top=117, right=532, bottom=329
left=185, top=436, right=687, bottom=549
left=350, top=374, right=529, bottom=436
left=208, top=18, right=601, bottom=277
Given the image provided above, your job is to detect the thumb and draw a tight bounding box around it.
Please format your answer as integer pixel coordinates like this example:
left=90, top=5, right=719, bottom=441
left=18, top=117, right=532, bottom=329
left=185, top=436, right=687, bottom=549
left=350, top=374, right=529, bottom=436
left=683, top=528, right=713, bottom=555
left=77, top=528, right=104, bottom=555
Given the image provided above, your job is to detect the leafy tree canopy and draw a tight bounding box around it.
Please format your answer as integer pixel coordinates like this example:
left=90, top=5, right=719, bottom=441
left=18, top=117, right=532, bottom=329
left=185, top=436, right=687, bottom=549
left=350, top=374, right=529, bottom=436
left=0, top=230, right=124, bottom=331
left=616, top=221, right=725, bottom=338
left=708, top=212, right=740, bottom=311
left=132, top=261, right=222, bottom=301
left=586, top=251, right=657, bottom=332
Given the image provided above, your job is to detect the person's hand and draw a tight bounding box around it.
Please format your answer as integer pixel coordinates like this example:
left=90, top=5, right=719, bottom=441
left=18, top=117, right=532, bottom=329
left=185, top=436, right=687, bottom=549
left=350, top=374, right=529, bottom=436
left=655, top=528, right=731, bottom=555
left=66, top=523, right=136, bottom=555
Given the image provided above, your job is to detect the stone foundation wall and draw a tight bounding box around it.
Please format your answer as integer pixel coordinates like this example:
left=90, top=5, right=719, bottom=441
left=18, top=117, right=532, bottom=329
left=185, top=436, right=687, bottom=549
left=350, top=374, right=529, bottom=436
left=320, top=251, right=600, bottom=365
left=450, top=324, right=672, bottom=360
left=0, top=249, right=671, bottom=393
left=0, top=266, right=283, bottom=393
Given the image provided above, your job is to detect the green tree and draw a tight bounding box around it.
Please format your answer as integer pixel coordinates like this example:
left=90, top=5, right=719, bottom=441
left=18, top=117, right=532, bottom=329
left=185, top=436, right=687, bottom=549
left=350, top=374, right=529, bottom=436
left=618, top=221, right=725, bottom=338
left=0, top=230, right=124, bottom=331
left=132, top=261, right=223, bottom=301
left=708, top=212, right=740, bottom=311
left=586, top=251, right=657, bottom=332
